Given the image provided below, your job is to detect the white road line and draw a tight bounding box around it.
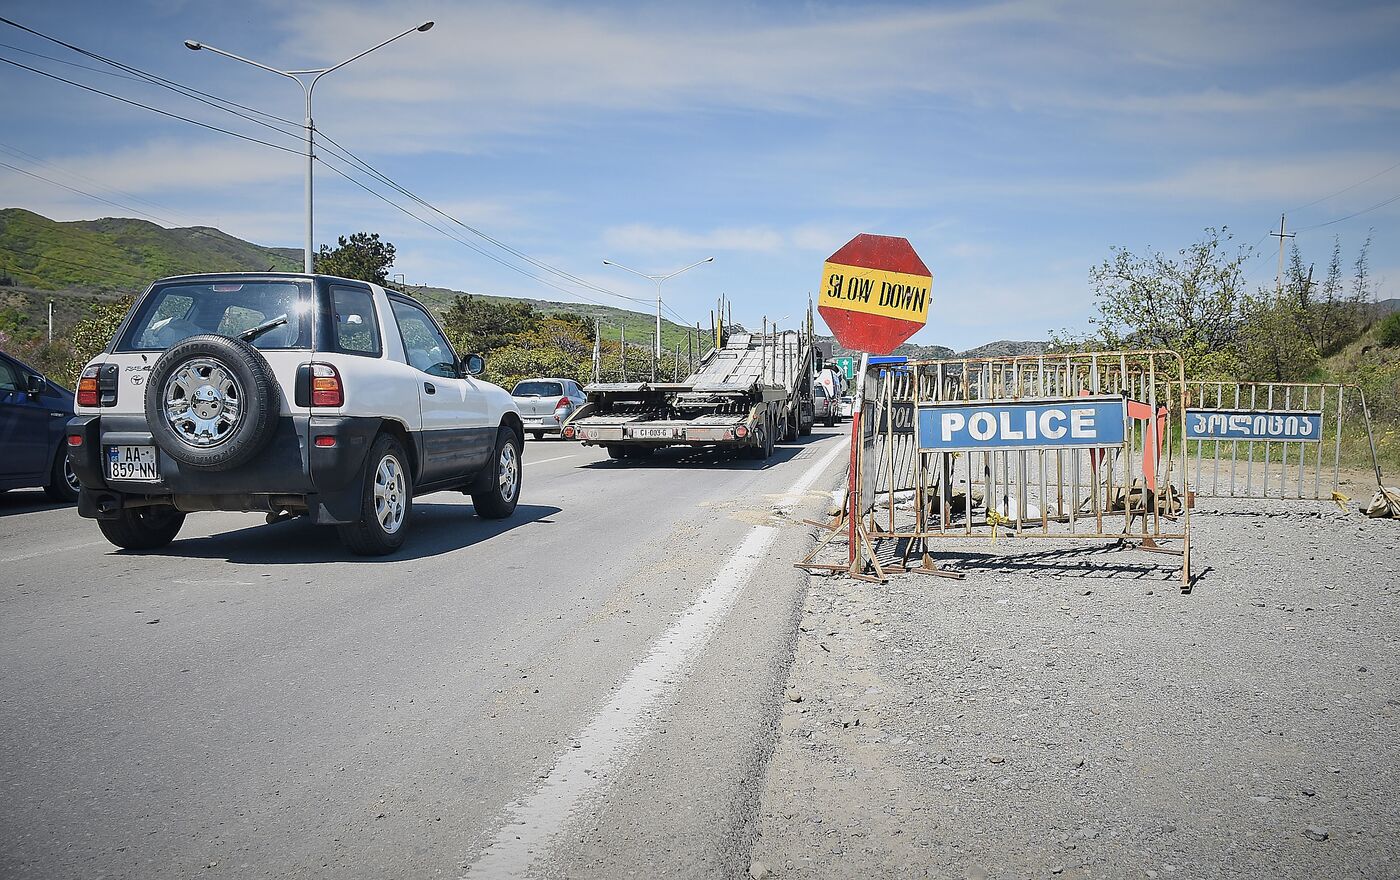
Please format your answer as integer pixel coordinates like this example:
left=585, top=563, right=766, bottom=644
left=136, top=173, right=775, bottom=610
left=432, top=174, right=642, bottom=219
left=463, top=437, right=848, bottom=878
left=524, top=455, right=576, bottom=467
left=0, top=539, right=108, bottom=566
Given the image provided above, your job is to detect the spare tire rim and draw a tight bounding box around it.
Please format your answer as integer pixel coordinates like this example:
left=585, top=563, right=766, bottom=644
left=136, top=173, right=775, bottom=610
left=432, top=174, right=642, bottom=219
left=374, top=454, right=406, bottom=534
left=163, top=357, right=244, bottom=448
left=498, top=442, right=519, bottom=502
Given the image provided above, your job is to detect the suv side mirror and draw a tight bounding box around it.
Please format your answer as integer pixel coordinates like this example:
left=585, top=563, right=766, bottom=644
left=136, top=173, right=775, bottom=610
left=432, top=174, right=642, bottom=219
left=24, top=373, right=45, bottom=395
left=461, top=353, right=486, bottom=377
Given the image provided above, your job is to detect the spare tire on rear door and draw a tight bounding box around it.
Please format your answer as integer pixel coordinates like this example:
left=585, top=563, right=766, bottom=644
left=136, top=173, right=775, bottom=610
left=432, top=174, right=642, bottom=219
left=144, top=334, right=281, bottom=471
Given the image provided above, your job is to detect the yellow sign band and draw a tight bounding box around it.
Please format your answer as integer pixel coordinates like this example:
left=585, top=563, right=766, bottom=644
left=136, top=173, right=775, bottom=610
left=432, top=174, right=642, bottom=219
left=820, top=262, right=933, bottom=323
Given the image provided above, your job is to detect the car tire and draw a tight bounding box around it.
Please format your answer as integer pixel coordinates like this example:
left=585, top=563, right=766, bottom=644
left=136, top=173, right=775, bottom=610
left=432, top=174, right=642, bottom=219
left=472, top=427, right=522, bottom=519
left=97, top=506, right=186, bottom=550
left=44, top=448, right=81, bottom=503
left=338, top=433, right=413, bottom=556
left=825, top=415, right=836, bottom=427
left=531, top=431, right=544, bottom=441
left=145, top=334, right=280, bottom=471
left=784, top=413, right=799, bottom=442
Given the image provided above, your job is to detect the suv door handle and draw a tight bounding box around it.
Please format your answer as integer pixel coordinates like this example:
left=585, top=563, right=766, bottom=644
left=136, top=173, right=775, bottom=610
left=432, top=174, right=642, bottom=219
left=424, top=382, right=436, bottom=394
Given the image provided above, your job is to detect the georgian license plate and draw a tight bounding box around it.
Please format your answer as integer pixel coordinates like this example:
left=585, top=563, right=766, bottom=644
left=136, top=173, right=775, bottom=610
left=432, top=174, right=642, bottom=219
left=628, top=426, right=674, bottom=440
left=107, top=445, right=160, bottom=481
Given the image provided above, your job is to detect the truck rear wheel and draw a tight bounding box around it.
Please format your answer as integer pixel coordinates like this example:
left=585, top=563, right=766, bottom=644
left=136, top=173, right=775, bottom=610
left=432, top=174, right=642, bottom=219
left=745, top=422, right=773, bottom=460
left=784, top=413, right=798, bottom=442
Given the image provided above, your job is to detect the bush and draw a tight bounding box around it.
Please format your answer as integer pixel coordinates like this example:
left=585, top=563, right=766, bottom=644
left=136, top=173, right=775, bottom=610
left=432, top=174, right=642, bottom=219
left=1379, top=312, right=1400, bottom=348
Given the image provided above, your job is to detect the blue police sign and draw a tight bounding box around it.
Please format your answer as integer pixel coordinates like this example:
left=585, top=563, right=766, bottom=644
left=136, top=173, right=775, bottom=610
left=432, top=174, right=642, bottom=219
left=918, top=396, right=1127, bottom=452
left=1185, top=409, right=1322, bottom=442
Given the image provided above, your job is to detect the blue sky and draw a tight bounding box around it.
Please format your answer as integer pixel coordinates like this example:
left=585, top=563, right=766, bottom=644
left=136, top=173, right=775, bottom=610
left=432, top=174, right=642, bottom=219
left=1, top=0, right=1397, bottom=350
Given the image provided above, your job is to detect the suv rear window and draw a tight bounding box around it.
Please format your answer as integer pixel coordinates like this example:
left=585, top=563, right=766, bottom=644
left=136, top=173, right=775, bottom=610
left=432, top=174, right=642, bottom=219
left=118, top=280, right=312, bottom=351
left=512, top=381, right=563, bottom=397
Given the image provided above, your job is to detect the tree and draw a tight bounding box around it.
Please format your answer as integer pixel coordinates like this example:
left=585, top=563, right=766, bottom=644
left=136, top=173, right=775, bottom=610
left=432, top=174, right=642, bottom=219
left=440, top=294, right=538, bottom=354
left=64, top=296, right=134, bottom=385
left=1083, top=228, right=1251, bottom=374
left=1379, top=313, right=1400, bottom=348
left=313, top=232, right=396, bottom=285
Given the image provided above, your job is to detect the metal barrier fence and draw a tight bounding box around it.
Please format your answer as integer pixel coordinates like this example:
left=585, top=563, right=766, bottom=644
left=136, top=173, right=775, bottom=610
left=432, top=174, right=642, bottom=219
left=801, top=350, right=1194, bottom=591
left=1184, top=381, right=1383, bottom=500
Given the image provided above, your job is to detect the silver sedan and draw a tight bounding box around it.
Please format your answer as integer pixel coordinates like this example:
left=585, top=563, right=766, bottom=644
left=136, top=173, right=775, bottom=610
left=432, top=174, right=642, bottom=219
left=511, top=378, right=587, bottom=440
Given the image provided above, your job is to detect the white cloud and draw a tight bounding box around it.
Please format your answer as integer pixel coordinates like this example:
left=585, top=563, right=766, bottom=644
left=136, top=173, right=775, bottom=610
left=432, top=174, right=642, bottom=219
left=260, top=0, right=1400, bottom=156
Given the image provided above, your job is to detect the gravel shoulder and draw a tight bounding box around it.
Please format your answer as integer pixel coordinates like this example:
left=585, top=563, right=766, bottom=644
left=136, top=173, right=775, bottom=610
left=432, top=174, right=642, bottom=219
left=751, top=498, right=1400, bottom=880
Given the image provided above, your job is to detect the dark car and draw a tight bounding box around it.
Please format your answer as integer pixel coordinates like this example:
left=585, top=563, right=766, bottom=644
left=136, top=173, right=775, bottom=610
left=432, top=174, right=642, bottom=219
left=0, top=350, right=80, bottom=502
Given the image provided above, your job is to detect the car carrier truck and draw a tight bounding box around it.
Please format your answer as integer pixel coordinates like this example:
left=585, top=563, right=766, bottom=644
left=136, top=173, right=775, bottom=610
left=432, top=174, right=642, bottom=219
left=562, top=309, right=817, bottom=461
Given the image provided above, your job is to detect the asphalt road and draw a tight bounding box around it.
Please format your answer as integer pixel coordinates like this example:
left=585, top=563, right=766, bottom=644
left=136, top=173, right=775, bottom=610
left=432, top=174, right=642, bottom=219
left=0, top=428, right=849, bottom=880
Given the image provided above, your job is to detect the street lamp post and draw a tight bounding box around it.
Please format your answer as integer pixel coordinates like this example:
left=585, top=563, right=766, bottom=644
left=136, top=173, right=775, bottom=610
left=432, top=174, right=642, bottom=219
left=602, top=257, right=713, bottom=368
left=185, top=21, right=434, bottom=273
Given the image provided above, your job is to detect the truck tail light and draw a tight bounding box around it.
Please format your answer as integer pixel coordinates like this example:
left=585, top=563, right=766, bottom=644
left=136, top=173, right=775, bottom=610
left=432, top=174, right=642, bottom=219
left=563, top=425, right=576, bottom=439
left=68, top=434, right=84, bottom=447
left=77, top=365, right=100, bottom=407
left=310, top=363, right=344, bottom=407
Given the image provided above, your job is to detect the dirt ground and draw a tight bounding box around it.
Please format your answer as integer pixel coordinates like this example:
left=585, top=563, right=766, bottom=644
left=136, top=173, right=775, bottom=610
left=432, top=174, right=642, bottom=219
left=750, top=495, right=1400, bottom=880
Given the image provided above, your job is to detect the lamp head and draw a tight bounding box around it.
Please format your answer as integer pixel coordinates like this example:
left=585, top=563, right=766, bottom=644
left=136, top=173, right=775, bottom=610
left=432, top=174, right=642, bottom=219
left=417, top=21, right=435, bottom=32
left=184, top=40, right=203, bottom=50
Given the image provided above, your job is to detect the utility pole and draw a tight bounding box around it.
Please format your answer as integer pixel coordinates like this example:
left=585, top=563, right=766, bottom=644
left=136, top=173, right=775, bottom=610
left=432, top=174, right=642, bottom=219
left=592, top=315, right=602, bottom=384
left=620, top=324, right=627, bottom=382
left=48, top=300, right=53, bottom=344
left=1271, top=213, right=1296, bottom=295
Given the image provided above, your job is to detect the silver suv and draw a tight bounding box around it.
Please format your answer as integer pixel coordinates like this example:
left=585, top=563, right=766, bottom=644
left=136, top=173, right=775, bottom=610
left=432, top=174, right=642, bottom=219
left=68, top=273, right=525, bottom=555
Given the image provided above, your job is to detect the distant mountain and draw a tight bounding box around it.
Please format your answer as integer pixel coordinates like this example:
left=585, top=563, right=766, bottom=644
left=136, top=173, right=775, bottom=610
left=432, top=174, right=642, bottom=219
left=957, top=340, right=1049, bottom=358
left=1370, top=298, right=1399, bottom=317
left=816, top=334, right=1048, bottom=362
left=0, top=208, right=300, bottom=291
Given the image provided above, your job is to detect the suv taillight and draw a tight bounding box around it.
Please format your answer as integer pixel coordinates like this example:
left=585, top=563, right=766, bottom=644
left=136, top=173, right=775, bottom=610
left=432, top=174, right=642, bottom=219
left=310, top=364, right=344, bottom=407
left=77, top=365, right=100, bottom=407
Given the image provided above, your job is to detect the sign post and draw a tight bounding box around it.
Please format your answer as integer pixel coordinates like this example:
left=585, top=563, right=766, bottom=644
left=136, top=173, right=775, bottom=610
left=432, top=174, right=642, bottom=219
left=817, top=234, right=933, bottom=576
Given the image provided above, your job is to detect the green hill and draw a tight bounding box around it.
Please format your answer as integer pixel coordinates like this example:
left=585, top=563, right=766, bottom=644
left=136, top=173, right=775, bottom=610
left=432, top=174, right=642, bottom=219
left=410, top=284, right=709, bottom=353
left=0, top=207, right=300, bottom=292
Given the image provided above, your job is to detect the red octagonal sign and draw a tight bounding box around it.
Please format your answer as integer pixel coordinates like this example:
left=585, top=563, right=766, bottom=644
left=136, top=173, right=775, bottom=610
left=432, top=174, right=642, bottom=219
left=818, top=233, right=932, bottom=355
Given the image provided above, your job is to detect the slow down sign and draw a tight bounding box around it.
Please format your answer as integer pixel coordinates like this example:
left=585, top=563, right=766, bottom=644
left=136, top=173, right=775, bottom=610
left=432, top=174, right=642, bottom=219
left=818, top=234, right=932, bottom=355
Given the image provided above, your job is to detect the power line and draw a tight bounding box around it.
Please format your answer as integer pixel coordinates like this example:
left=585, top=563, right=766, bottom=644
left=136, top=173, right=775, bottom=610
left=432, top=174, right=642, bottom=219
left=0, top=40, right=147, bottom=84
left=314, top=129, right=655, bottom=308
left=1294, top=190, right=1400, bottom=232
left=0, top=15, right=298, bottom=130
left=315, top=155, right=622, bottom=312
left=0, top=158, right=181, bottom=227
left=0, top=55, right=302, bottom=154
left=0, top=139, right=207, bottom=228
left=1287, top=156, right=1400, bottom=215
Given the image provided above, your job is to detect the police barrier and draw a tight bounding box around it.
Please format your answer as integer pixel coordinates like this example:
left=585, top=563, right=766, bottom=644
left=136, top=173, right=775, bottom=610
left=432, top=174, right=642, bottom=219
left=1184, top=381, right=1384, bottom=500
left=800, top=350, right=1193, bottom=591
